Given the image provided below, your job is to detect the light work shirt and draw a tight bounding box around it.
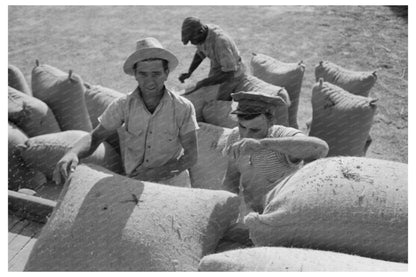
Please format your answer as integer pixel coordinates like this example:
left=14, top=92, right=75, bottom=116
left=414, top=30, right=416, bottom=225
left=196, top=24, right=246, bottom=78
left=99, top=87, right=199, bottom=176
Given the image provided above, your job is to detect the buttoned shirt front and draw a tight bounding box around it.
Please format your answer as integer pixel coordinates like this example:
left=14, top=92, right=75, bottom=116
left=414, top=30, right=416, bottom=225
left=98, top=87, right=199, bottom=176
left=196, top=24, right=246, bottom=78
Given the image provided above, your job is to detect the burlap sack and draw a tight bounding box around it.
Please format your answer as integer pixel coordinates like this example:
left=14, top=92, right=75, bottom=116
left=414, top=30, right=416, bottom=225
left=189, top=123, right=233, bottom=190
left=24, top=164, right=240, bottom=271
left=250, top=53, right=305, bottom=129
left=31, top=62, right=92, bottom=131
left=183, top=85, right=220, bottom=122
left=245, top=157, right=408, bottom=262
left=8, top=86, right=61, bottom=137
left=202, top=100, right=238, bottom=128
left=8, top=122, right=46, bottom=190
left=9, top=64, right=32, bottom=95
left=309, top=80, right=377, bottom=157
left=234, top=74, right=290, bottom=126
left=84, top=82, right=123, bottom=153
left=315, top=61, right=377, bottom=97
left=83, top=82, right=124, bottom=128
left=18, top=130, right=123, bottom=179
left=199, top=247, right=407, bottom=271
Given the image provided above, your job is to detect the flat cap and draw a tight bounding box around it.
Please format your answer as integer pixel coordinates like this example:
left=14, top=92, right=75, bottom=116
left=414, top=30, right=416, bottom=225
left=231, top=91, right=286, bottom=115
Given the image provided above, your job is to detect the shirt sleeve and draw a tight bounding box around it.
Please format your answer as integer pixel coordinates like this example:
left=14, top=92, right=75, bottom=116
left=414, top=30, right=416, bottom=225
left=271, top=126, right=304, bottom=165
left=98, top=97, right=126, bottom=131
left=215, top=37, right=239, bottom=73
left=177, top=100, right=200, bottom=136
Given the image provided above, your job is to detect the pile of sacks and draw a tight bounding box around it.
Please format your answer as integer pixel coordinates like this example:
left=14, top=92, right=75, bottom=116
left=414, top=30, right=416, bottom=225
left=8, top=61, right=124, bottom=192
left=23, top=157, right=407, bottom=271
left=10, top=57, right=407, bottom=271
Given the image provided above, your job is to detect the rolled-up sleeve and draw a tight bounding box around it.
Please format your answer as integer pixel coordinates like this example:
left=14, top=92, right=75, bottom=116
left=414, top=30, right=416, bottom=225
left=98, top=97, right=125, bottom=131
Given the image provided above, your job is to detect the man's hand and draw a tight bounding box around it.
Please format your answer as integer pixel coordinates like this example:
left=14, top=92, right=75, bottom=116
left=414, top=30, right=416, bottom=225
left=179, top=72, right=192, bottom=83
left=53, top=152, right=79, bottom=185
left=226, top=138, right=263, bottom=160
left=130, top=166, right=179, bottom=183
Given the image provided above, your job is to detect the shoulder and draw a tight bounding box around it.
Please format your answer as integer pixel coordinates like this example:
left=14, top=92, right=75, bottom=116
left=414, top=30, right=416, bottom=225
left=167, top=89, right=194, bottom=108
left=269, top=125, right=304, bottom=138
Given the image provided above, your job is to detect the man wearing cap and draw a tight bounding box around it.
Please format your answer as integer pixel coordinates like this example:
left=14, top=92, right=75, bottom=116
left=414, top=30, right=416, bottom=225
left=222, top=91, right=329, bottom=213
left=54, top=37, right=199, bottom=187
left=179, top=16, right=246, bottom=100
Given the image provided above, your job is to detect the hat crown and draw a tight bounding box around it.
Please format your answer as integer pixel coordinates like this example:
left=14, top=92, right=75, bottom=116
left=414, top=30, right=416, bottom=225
left=135, top=37, right=164, bottom=51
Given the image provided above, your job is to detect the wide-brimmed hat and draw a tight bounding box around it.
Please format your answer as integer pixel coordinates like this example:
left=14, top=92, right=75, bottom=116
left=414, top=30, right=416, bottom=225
left=231, top=91, right=287, bottom=115
left=123, top=37, right=179, bottom=75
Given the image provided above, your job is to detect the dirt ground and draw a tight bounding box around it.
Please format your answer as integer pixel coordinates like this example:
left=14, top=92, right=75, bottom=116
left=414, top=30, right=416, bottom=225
left=8, top=5, right=408, bottom=163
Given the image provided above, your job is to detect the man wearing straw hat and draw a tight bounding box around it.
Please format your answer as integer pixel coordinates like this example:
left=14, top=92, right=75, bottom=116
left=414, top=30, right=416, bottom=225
left=54, top=37, right=199, bottom=187
left=179, top=16, right=246, bottom=100
left=222, top=91, right=329, bottom=214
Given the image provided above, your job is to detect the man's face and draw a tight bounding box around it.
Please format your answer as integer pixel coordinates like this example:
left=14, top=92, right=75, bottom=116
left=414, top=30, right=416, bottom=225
left=134, top=60, right=168, bottom=95
left=238, top=114, right=270, bottom=139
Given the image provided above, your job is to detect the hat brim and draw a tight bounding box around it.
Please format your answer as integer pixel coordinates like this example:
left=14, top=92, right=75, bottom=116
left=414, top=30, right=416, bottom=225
left=231, top=91, right=288, bottom=107
left=123, top=48, right=179, bottom=75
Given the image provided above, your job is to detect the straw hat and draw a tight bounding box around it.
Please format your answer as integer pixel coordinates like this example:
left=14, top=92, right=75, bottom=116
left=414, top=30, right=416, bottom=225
left=123, top=37, right=179, bottom=75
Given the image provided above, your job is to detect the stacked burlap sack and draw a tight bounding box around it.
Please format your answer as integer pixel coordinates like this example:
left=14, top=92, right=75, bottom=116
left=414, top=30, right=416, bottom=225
left=309, top=61, right=378, bottom=156
left=183, top=73, right=292, bottom=128
left=24, top=164, right=240, bottom=271
left=8, top=61, right=124, bottom=192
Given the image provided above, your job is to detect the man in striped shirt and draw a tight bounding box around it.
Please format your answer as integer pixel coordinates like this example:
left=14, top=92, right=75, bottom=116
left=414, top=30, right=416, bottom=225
left=223, top=91, right=329, bottom=214
left=179, top=16, right=246, bottom=100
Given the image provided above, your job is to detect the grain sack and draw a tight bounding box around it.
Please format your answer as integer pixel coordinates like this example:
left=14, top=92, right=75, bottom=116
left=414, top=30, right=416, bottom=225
left=202, top=100, right=238, bottom=128
left=8, top=86, right=61, bottom=137
left=245, top=157, right=408, bottom=262
left=84, top=82, right=123, bottom=153
left=189, top=123, right=233, bottom=190
left=183, top=84, right=220, bottom=121
left=31, top=62, right=92, bottom=131
left=199, top=247, right=407, bottom=271
left=9, top=64, right=32, bottom=95
left=8, top=122, right=46, bottom=190
left=234, top=74, right=290, bottom=126
left=309, top=80, right=377, bottom=157
left=250, top=53, right=305, bottom=129
left=83, top=82, right=124, bottom=128
left=18, top=130, right=123, bottom=179
left=24, top=164, right=240, bottom=271
left=315, top=61, right=377, bottom=97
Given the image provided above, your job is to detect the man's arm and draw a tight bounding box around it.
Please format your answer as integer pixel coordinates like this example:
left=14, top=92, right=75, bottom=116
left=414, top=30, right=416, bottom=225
left=179, top=52, right=205, bottom=83
left=53, top=124, right=114, bottom=184
left=227, top=134, right=329, bottom=162
left=195, top=70, right=234, bottom=89
left=222, top=159, right=241, bottom=194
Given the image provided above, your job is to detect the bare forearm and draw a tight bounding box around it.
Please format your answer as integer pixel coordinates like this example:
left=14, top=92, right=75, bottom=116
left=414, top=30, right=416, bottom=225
left=259, top=136, right=329, bottom=160
left=188, top=52, right=204, bottom=74
left=69, top=131, right=106, bottom=159
left=162, top=153, right=197, bottom=174
left=197, top=71, right=233, bottom=88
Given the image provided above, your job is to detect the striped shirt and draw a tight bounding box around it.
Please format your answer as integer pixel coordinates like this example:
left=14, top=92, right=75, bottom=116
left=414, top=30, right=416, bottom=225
left=99, top=87, right=199, bottom=176
left=196, top=24, right=246, bottom=78
left=225, top=125, right=303, bottom=210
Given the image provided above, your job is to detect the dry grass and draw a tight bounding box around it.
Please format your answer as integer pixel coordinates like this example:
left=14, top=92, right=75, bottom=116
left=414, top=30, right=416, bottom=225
left=8, top=5, right=408, bottom=163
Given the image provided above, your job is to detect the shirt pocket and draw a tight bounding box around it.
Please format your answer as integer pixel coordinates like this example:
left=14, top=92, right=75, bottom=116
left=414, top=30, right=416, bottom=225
left=162, top=128, right=179, bottom=145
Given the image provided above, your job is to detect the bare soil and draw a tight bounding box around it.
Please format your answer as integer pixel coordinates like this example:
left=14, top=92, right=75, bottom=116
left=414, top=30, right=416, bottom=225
left=8, top=5, right=408, bottom=163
